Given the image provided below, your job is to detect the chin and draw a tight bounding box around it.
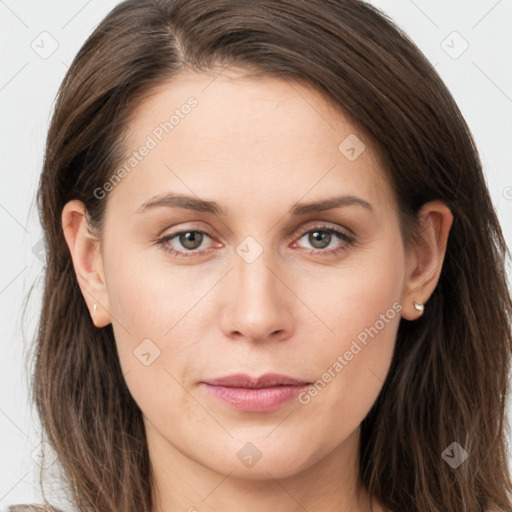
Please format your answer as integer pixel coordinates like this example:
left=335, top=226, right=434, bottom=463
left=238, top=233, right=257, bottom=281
left=198, top=437, right=323, bottom=481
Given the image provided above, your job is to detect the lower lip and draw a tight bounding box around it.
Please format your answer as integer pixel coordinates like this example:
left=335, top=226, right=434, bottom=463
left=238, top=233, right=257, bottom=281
left=201, top=383, right=309, bottom=412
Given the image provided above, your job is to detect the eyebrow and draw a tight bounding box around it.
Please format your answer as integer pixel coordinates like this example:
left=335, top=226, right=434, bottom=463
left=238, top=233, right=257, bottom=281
left=136, top=192, right=375, bottom=216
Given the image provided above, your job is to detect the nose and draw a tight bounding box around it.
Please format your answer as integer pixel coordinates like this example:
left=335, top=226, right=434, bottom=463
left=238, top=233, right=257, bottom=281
left=219, top=250, right=295, bottom=344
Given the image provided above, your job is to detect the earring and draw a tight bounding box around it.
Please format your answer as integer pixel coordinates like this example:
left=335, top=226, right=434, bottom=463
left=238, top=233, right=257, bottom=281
left=413, top=301, right=424, bottom=315
left=93, top=303, right=97, bottom=313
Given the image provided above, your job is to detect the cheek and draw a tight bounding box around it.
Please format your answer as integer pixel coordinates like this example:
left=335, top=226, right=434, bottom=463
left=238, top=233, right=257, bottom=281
left=295, top=234, right=404, bottom=417
left=104, top=258, right=200, bottom=429
left=104, top=239, right=202, bottom=336
left=102, top=245, right=202, bottom=397
left=291, top=299, right=400, bottom=413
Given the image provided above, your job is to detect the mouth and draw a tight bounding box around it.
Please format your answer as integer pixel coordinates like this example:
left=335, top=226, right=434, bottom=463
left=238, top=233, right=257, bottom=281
left=200, top=373, right=311, bottom=412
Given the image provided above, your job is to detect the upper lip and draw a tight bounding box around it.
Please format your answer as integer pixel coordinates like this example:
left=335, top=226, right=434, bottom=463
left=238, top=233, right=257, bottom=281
left=202, top=373, right=310, bottom=388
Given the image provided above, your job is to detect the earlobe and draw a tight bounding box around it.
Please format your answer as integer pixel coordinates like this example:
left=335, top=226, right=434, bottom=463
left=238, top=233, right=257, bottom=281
left=400, top=200, right=453, bottom=320
left=61, top=200, right=112, bottom=328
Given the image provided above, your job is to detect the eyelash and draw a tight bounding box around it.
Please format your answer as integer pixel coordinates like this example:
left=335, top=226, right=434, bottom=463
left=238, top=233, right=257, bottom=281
left=156, top=223, right=355, bottom=259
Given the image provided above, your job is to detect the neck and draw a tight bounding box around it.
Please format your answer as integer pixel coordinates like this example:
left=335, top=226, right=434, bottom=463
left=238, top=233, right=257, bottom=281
left=148, top=424, right=384, bottom=512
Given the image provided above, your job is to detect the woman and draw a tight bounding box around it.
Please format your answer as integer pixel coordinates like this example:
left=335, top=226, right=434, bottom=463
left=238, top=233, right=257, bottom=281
left=14, top=0, right=512, bottom=510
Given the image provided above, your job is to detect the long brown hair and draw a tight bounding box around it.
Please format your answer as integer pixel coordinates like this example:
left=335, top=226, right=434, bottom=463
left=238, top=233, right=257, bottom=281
left=25, top=0, right=512, bottom=511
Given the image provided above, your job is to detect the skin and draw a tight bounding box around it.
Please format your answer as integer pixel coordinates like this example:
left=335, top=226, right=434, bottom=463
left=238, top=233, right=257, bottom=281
left=62, top=68, right=453, bottom=512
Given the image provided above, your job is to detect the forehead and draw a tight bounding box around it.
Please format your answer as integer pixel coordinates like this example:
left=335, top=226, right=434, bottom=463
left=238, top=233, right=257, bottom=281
left=107, top=68, right=395, bottom=217
left=127, top=68, right=365, bottom=156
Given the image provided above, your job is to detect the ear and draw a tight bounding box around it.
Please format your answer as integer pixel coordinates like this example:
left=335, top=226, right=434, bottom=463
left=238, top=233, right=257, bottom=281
left=61, top=200, right=111, bottom=328
left=400, top=200, right=453, bottom=320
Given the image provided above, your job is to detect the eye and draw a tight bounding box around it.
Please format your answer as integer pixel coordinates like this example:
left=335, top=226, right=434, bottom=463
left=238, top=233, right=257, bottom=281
left=157, top=229, right=217, bottom=257
left=292, top=224, right=355, bottom=256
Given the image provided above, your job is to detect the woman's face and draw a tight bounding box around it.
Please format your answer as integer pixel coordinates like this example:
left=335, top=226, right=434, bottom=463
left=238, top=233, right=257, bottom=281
left=84, top=69, right=412, bottom=481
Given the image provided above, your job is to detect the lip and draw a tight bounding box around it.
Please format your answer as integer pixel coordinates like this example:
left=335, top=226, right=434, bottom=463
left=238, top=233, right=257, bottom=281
left=202, top=373, right=310, bottom=388
left=200, top=373, right=311, bottom=412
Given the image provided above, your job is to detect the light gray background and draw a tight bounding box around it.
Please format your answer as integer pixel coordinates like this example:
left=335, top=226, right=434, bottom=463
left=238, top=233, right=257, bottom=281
left=1, top=0, right=511, bottom=508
